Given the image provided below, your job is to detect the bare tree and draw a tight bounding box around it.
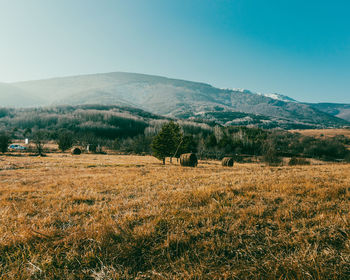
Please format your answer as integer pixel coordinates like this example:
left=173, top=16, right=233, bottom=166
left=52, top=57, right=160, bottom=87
left=33, top=131, right=46, bottom=156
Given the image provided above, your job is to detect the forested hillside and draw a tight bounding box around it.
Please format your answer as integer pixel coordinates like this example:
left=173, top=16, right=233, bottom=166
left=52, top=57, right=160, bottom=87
left=1, top=105, right=349, bottom=162
left=309, top=103, right=350, bottom=122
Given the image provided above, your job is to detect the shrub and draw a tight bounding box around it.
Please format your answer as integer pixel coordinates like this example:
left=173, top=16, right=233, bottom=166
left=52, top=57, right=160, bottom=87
left=344, top=152, right=350, bottom=163
left=288, top=157, right=311, bottom=166
left=262, top=141, right=282, bottom=166
left=32, top=130, right=46, bottom=156
left=58, top=131, right=74, bottom=152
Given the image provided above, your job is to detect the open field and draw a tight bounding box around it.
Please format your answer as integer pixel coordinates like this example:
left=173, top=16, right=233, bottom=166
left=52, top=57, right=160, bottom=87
left=291, top=128, right=350, bottom=138
left=0, top=154, right=349, bottom=279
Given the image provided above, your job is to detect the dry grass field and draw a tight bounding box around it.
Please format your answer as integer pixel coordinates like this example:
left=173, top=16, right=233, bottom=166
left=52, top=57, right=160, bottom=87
left=0, top=154, right=349, bottom=279
left=291, top=128, right=350, bottom=138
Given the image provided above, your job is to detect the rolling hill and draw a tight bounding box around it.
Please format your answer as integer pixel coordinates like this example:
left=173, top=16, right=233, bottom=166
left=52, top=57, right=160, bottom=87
left=0, top=83, right=44, bottom=107
left=1, top=72, right=348, bottom=129
left=308, top=103, right=350, bottom=122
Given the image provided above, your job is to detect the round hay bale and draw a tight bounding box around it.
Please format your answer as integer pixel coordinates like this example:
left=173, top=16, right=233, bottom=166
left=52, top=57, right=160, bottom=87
left=222, top=157, right=234, bottom=167
left=71, top=147, right=82, bottom=155
left=180, top=153, right=198, bottom=167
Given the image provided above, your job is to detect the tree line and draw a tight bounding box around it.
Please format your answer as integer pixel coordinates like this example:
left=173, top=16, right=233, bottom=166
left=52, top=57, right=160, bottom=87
left=0, top=105, right=349, bottom=163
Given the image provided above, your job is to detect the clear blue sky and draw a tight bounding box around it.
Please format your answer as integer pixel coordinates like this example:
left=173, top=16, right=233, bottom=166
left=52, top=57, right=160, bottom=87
left=1, top=0, right=349, bottom=103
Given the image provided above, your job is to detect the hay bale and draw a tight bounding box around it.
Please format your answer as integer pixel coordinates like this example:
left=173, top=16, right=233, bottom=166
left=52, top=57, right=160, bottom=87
left=71, top=147, right=81, bottom=155
left=180, top=153, right=198, bottom=167
left=222, top=157, right=234, bottom=167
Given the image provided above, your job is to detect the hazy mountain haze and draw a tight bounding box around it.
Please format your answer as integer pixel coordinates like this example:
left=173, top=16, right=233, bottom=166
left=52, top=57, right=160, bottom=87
left=0, top=83, right=43, bottom=107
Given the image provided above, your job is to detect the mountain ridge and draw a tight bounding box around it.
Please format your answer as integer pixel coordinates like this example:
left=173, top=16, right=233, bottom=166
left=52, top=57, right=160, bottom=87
left=0, top=71, right=348, bottom=128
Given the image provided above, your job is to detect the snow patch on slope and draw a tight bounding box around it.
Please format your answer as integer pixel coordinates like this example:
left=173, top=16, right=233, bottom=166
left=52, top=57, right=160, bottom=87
left=224, top=88, right=298, bottom=103
left=260, top=93, right=298, bottom=103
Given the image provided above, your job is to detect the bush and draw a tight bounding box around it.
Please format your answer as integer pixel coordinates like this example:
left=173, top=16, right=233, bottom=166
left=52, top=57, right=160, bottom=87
left=344, top=152, right=350, bottom=163
left=288, top=157, right=311, bottom=166
left=58, top=131, right=74, bottom=152
left=263, top=152, right=282, bottom=166
left=32, top=130, right=46, bottom=156
left=262, top=141, right=282, bottom=166
left=303, top=138, right=348, bottom=161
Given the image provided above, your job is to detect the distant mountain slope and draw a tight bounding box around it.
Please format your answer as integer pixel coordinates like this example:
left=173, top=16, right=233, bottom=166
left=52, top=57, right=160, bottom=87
left=0, top=83, right=43, bottom=107
left=8, top=72, right=350, bottom=128
left=231, top=89, right=298, bottom=103
left=308, top=103, right=350, bottom=122
left=13, top=72, right=224, bottom=113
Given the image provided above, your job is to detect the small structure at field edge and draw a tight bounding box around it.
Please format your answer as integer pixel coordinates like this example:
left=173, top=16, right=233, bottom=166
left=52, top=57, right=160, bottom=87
left=71, top=147, right=82, bottom=155
left=180, top=153, right=198, bottom=167
left=222, top=157, right=234, bottom=167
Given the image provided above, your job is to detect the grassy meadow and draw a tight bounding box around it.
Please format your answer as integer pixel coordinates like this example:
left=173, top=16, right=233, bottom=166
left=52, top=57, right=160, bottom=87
left=0, top=154, right=349, bottom=279
left=291, top=128, right=350, bottom=139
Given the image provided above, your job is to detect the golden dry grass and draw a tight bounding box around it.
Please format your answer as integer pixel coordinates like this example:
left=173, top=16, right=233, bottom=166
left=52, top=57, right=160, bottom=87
left=0, top=154, right=349, bottom=279
left=290, top=128, right=350, bottom=138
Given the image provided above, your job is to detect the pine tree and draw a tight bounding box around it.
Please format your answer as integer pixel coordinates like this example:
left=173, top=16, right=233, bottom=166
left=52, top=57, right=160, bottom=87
left=0, top=133, right=10, bottom=154
left=178, top=135, right=197, bottom=156
left=151, top=121, right=182, bottom=164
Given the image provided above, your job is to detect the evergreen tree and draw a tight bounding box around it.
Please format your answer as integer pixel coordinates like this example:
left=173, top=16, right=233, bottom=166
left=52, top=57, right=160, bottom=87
left=178, top=135, right=197, bottom=155
left=151, top=121, right=182, bottom=164
left=0, top=133, right=10, bottom=154
left=206, top=133, right=217, bottom=147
